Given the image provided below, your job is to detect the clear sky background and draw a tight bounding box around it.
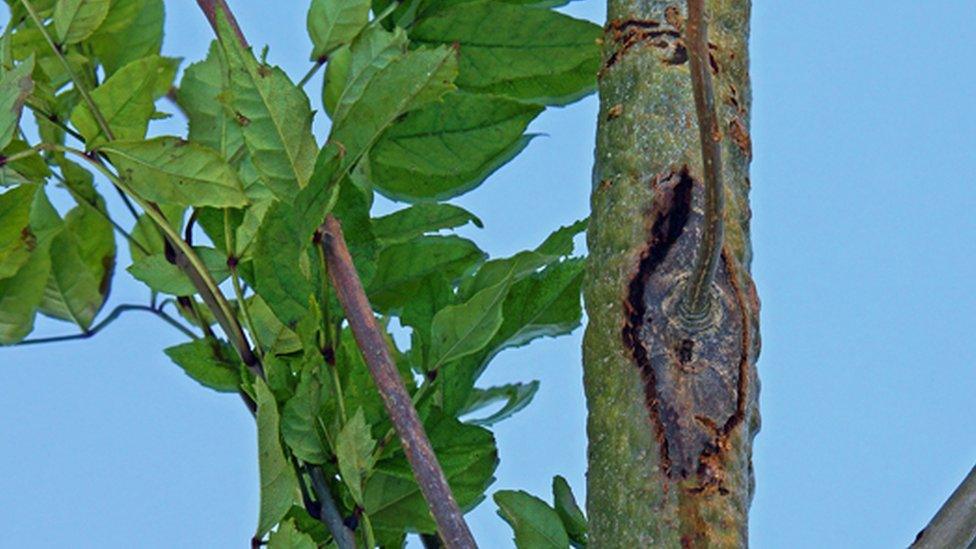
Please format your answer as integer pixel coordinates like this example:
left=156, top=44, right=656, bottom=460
left=2, top=1, right=975, bottom=547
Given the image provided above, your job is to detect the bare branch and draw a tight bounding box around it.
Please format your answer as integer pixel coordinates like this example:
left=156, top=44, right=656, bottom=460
left=14, top=304, right=196, bottom=346
left=912, top=465, right=976, bottom=548
left=317, top=215, right=477, bottom=549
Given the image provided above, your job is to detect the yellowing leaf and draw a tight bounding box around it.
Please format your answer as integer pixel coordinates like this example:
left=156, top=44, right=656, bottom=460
left=102, top=137, right=248, bottom=207
left=216, top=12, right=316, bottom=202
left=70, top=54, right=176, bottom=145
left=54, top=0, right=110, bottom=45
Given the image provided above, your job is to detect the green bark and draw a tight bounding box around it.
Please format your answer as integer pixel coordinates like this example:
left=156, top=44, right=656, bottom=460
left=584, top=1, right=759, bottom=547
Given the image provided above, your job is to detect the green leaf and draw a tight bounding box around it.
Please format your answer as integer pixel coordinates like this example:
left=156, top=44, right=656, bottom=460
left=327, top=40, right=457, bottom=178
left=90, top=0, right=164, bottom=76
left=129, top=205, right=183, bottom=263
left=178, top=41, right=242, bottom=158
left=372, top=203, right=482, bottom=246
left=0, top=186, right=59, bottom=343
left=0, top=56, right=34, bottom=150
left=411, top=1, right=600, bottom=105
left=442, top=258, right=584, bottom=414
left=70, top=54, right=176, bottom=146
left=336, top=408, right=376, bottom=506
left=370, top=92, right=542, bottom=201
left=281, top=365, right=330, bottom=464
left=365, top=410, right=497, bottom=532
left=0, top=184, right=37, bottom=280
left=102, top=137, right=248, bottom=207
left=251, top=200, right=315, bottom=329
left=267, top=519, right=316, bottom=549
left=40, top=205, right=115, bottom=330
left=53, top=0, right=110, bottom=44
left=462, top=218, right=585, bottom=297
left=460, top=380, right=539, bottom=426
left=491, top=257, right=584, bottom=351
left=164, top=338, right=243, bottom=393
left=494, top=490, right=570, bottom=549
left=247, top=295, right=302, bottom=355
left=216, top=11, right=316, bottom=202
left=552, top=476, right=587, bottom=547
left=127, top=247, right=230, bottom=296
left=428, top=275, right=511, bottom=370
left=255, top=378, right=301, bottom=538
left=367, top=235, right=484, bottom=312
left=326, top=25, right=406, bottom=122
left=306, top=0, right=370, bottom=60
left=0, top=239, right=51, bottom=344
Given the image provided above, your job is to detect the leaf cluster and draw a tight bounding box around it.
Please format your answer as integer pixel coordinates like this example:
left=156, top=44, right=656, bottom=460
left=0, top=0, right=597, bottom=545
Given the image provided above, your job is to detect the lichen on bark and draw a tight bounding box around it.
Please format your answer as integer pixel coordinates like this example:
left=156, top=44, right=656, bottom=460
left=584, top=1, right=760, bottom=547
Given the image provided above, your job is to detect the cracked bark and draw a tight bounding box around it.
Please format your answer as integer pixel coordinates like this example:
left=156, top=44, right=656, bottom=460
left=585, top=2, right=759, bottom=547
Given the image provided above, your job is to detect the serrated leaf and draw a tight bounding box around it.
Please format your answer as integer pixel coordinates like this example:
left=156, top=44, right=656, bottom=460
left=365, top=410, right=497, bottom=532
left=460, top=380, right=539, bottom=426
left=429, top=275, right=511, bottom=370
left=327, top=40, right=458, bottom=179
left=40, top=205, right=115, bottom=330
left=280, top=366, right=330, bottom=464
left=336, top=408, right=376, bottom=506
left=251, top=200, right=315, bottom=329
left=128, top=205, right=183, bottom=263
left=255, top=378, right=301, bottom=538
left=164, top=338, right=243, bottom=393
left=367, top=235, right=484, bottom=312
left=462, top=218, right=585, bottom=297
left=411, top=1, right=600, bottom=105
left=90, top=0, right=164, bottom=76
left=127, top=247, right=230, bottom=295
left=102, top=137, right=248, bottom=207
left=70, top=54, right=176, bottom=146
left=54, top=0, right=110, bottom=45
left=307, top=0, right=370, bottom=60
left=179, top=41, right=242, bottom=158
left=267, top=519, right=316, bottom=549
left=552, top=476, right=586, bottom=547
left=327, top=25, right=406, bottom=122
left=0, top=186, right=58, bottom=343
left=0, top=56, right=34, bottom=150
left=371, top=92, right=542, bottom=201
left=216, top=11, right=316, bottom=202
left=372, top=203, right=482, bottom=246
left=494, top=490, right=570, bottom=549
left=442, top=258, right=584, bottom=414
left=0, top=237, right=51, bottom=344
left=0, top=184, right=37, bottom=279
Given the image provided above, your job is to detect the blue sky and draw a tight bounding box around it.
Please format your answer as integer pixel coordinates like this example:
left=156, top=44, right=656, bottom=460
left=2, top=1, right=975, bottom=547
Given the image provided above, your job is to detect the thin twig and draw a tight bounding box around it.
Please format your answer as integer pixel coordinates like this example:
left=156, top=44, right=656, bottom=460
left=912, top=465, right=976, bottom=548
left=308, top=465, right=358, bottom=549
left=14, top=304, right=196, bottom=346
left=297, top=59, right=326, bottom=88
left=681, top=0, right=725, bottom=327
left=317, top=215, right=477, bottom=549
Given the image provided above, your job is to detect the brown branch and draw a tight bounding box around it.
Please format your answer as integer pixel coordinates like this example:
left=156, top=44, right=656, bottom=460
left=195, top=0, right=248, bottom=47
left=912, top=465, right=976, bottom=548
left=680, top=0, right=725, bottom=328
left=317, top=215, right=477, bottom=549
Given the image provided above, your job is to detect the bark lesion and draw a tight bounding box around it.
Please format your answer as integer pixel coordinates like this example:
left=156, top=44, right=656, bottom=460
left=622, top=168, right=754, bottom=495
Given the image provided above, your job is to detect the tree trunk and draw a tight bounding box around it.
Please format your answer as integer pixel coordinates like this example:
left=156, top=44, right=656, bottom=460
left=584, top=1, right=760, bottom=547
